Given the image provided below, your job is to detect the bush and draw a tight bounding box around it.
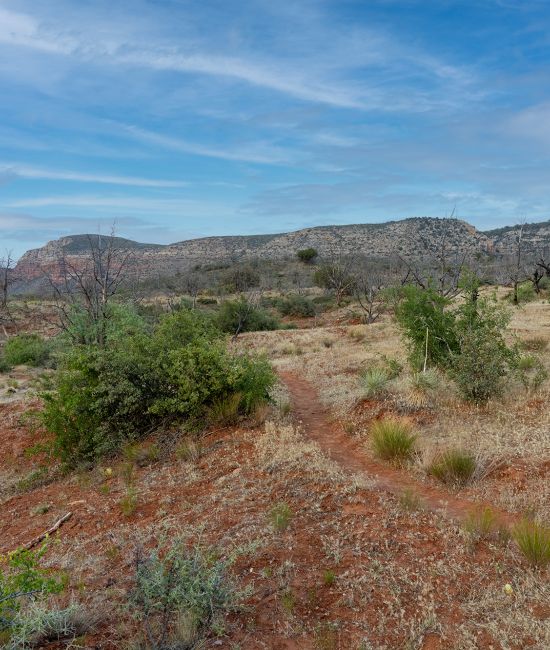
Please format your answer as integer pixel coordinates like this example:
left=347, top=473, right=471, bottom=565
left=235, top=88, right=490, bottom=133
left=216, top=298, right=280, bottom=335
left=0, top=543, right=65, bottom=635
left=360, top=368, right=389, bottom=399
left=508, top=281, right=536, bottom=304
left=41, top=307, right=275, bottom=464
left=428, top=449, right=477, bottom=487
left=221, top=265, right=260, bottom=293
left=63, top=302, right=148, bottom=347
left=276, top=295, right=316, bottom=318
left=6, top=602, right=93, bottom=649
left=296, top=248, right=318, bottom=263
left=395, top=282, right=519, bottom=403
left=451, top=296, right=516, bottom=402
left=370, top=417, right=416, bottom=463
left=130, top=540, right=244, bottom=648
left=512, top=519, right=550, bottom=568
left=3, top=334, right=52, bottom=368
left=394, top=285, right=459, bottom=370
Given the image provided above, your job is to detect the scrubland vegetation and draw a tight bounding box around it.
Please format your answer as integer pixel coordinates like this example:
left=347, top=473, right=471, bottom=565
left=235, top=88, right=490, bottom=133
left=1, top=237, right=549, bottom=649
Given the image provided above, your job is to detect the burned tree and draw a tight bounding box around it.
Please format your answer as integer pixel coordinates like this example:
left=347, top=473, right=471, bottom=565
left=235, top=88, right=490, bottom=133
left=313, top=257, right=356, bottom=306
left=45, top=231, right=134, bottom=347
left=0, top=250, right=16, bottom=338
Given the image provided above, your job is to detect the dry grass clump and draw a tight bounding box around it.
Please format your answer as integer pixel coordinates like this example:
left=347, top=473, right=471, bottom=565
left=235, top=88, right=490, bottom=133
left=255, top=421, right=342, bottom=479
left=428, top=449, right=477, bottom=487
left=463, top=506, right=499, bottom=542
left=348, top=325, right=368, bottom=342
left=269, top=502, right=292, bottom=532
left=370, top=417, right=416, bottom=464
left=520, top=336, right=548, bottom=352
left=512, top=519, right=550, bottom=568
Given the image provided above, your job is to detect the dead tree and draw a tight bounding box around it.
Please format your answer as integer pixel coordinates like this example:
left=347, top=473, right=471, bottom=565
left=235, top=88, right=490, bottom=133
left=506, top=222, right=529, bottom=305
left=399, top=223, right=467, bottom=298
left=0, top=251, right=16, bottom=338
left=313, top=256, right=356, bottom=306
left=45, top=230, right=134, bottom=347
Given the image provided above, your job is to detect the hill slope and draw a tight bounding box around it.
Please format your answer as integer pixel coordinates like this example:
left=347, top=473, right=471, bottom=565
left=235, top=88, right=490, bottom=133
left=15, top=217, right=499, bottom=285
left=14, top=216, right=550, bottom=288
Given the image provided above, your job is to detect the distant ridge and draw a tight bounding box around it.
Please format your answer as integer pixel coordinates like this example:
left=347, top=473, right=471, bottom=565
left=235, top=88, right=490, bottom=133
left=14, top=217, right=550, bottom=288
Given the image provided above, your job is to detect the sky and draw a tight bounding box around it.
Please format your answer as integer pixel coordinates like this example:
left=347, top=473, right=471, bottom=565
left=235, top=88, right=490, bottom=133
left=1, top=0, right=550, bottom=258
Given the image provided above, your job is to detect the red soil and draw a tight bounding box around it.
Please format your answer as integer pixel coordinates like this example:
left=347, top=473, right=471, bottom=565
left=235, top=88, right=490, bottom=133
left=279, top=371, right=520, bottom=528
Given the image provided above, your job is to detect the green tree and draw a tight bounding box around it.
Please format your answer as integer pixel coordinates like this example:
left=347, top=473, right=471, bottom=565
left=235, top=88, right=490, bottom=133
left=296, top=248, right=318, bottom=264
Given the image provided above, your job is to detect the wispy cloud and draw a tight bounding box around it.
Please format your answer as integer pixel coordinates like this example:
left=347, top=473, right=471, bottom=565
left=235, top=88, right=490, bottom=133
left=120, top=125, right=296, bottom=165
left=1, top=164, right=187, bottom=188
left=5, top=195, right=234, bottom=216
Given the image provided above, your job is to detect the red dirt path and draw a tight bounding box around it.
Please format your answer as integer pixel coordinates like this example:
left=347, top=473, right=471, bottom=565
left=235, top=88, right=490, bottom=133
left=280, top=370, right=519, bottom=528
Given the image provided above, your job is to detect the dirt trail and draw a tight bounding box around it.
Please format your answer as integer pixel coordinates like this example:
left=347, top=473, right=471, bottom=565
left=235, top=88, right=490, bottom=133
left=280, top=371, right=518, bottom=527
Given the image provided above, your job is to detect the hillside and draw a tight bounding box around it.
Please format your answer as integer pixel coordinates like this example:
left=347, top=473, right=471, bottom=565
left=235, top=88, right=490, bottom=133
left=15, top=217, right=500, bottom=287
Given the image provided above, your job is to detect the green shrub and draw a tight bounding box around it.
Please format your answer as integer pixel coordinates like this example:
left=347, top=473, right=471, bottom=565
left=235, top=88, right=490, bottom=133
left=130, top=540, right=243, bottom=648
left=4, top=334, right=51, bottom=368
left=515, top=354, right=548, bottom=392
left=311, top=295, right=335, bottom=311
left=428, top=449, right=477, bottom=487
left=370, top=417, right=416, bottom=463
left=0, top=543, right=65, bottom=634
left=0, top=355, right=11, bottom=373
left=276, top=294, right=316, bottom=318
left=381, top=356, right=403, bottom=379
left=512, top=519, right=550, bottom=568
left=360, top=368, right=389, bottom=399
left=41, top=308, right=275, bottom=464
left=394, top=285, right=459, bottom=370
left=63, top=302, right=148, bottom=347
left=296, top=248, right=318, bottom=263
left=451, top=296, right=516, bottom=402
left=216, top=298, right=280, bottom=335
left=508, top=281, right=536, bottom=304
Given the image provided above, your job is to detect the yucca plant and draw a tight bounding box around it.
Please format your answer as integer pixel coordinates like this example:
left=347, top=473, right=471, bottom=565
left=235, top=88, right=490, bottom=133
left=370, top=417, right=416, bottom=463
left=360, top=367, right=389, bottom=399
left=429, top=448, right=477, bottom=487
left=512, top=519, right=550, bottom=568
left=407, top=369, right=438, bottom=407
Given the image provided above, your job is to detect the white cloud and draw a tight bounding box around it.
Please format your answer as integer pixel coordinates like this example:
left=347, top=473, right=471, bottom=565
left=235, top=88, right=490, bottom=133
left=1, top=164, right=187, bottom=187
left=5, top=195, right=233, bottom=216
left=121, top=124, right=295, bottom=165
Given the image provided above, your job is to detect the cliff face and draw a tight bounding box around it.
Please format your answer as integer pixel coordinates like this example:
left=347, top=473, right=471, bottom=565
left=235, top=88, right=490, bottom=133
left=13, top=217, right=547, bottom=288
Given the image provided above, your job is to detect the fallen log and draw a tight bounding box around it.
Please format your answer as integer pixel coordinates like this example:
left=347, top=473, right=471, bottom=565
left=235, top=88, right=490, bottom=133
left=23, top=512, right=73, bottom=550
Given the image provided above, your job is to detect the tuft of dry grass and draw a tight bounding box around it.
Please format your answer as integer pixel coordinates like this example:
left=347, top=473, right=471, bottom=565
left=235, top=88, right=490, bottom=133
left=512, top=519, right=550, bottom=568
left=428, top=449, right=477, bottom=488
left=370, top=417, right=416, bottom=464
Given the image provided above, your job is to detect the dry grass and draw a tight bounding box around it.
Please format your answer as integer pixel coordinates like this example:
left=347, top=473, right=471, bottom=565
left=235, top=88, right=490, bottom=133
left=1, top=292, right=549, bottom=648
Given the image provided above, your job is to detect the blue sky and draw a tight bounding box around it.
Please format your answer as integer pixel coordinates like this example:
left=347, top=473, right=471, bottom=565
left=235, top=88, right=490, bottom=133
left=1, top=0, right=550, bottom=257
